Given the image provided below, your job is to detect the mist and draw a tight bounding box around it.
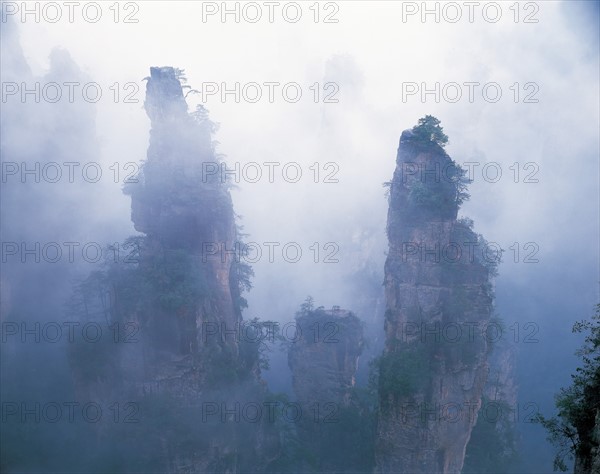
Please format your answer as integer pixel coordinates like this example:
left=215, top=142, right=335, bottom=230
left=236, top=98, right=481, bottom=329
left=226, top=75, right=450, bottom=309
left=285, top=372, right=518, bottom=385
left=1, top=1, right=599, bottom=473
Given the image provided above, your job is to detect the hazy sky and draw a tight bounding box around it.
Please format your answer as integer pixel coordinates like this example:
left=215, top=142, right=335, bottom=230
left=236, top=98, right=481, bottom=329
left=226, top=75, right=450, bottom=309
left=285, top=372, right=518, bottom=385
left=2, top=2, right=599, bottom=469
left=11, top=0, right=597, bottom=313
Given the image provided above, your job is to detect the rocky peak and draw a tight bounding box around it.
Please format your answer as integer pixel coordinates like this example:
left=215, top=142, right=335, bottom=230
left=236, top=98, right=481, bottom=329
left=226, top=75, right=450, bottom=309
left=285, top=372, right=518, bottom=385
left=67, top=67, right=276, bottom=473
left=289, top=307, right=364, bottom=405
left=144, top=66, right=188, bottom=124
left=287, top=305, right=366, bottom=472
left=375, top=124, right=495, bottom=474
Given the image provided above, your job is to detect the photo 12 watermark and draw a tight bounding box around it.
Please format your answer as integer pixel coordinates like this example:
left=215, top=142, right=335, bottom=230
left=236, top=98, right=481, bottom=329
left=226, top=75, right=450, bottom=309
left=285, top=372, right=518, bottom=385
left=201, top=241, right=340, bottom=264
left=401, top=82, right=540, bottom=104
left=395, top=400, right=540, bottom=424
left=1, top=81, right=141, bottom=104
left=1, top=241, right=139, bottom=264
left=1, top=81, right=341, bottom=105
left=398, top=160, right=540, bottom=184
left=195, top=81, right=339, bottom=104
left=397, top=321, right=540, bottom=344
left=1, top=401, right=139, bottom=423
left=1, top=2, right=140, bottom=23
left=1, top=161, right=140, bottom=184
left=400, top=2, right=539, bottom=24
left=193, top=400, right=340, bottom=424
left=201, top=319, right=342, bottom=345
left=0, top=161, right=341, bottom=185
left=1, top=321, right=140, bottom=344
left=201, top=161, right=340, bottom=184
left=398, top=240, right=539, bottom=264
left=200, top=2, right=340, bottom=24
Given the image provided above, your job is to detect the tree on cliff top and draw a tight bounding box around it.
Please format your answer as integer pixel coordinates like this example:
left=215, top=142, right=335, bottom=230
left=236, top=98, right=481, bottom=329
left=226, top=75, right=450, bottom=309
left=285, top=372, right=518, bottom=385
left=412, top=115, right=448, bottom=147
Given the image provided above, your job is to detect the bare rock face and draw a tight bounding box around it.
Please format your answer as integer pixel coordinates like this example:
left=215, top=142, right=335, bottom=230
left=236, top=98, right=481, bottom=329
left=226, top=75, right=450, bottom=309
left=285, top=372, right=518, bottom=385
left=288, top=307, right=365, bottom=471
left=289, top=308, right=364, bottom=408
left=374, top=130, right=496, bottom=473
left=462, top=338, right=518, bottom=472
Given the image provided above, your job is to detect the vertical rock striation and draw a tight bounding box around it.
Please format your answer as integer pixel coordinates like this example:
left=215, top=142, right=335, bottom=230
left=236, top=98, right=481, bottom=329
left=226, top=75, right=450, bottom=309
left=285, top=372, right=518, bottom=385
left=69, top=67, right=275, bottom=473
left=288, top=306, right=365, bottom=472
left=374, top=128, right=496, bottom=473
left=463, top=339, right=518, bottom=472
left=289, top=307, right=364, bottom=409
left=128, top=66, right=246, bottom=383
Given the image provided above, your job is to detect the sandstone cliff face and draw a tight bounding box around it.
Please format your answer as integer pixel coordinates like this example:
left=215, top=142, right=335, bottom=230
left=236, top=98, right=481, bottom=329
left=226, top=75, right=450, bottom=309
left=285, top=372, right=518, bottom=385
left=129, top=67, right=244, bottom=377
left=374, top=130, right=495, bottom=473
left=463, top=339, right=518, bottom=472
left=69, top=67, right=275, bottom=473
left=288, top=307, right=365, bottom=472
left=289, top=308, right=363, bottom=409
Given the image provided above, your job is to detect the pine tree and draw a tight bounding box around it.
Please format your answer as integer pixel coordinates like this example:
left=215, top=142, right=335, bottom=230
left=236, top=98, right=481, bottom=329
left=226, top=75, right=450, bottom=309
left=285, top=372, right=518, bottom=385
left=412, top=115, right=449, bottom=147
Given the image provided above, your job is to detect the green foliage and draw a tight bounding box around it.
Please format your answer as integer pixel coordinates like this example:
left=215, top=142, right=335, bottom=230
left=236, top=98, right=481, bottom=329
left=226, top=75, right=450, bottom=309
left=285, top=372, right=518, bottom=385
left=404, top=158, right=470, bottom=217
left=457, top=216, right=474, bottom=228
left=412, top=115, right=449, bottom=147
left=383, top=180, right=393, bottom=201
left=394, top=116, right=471, bottom=217
left=143, top=248, right=209, bottom=312
left=67, top=334, right=118, bottom=383
left=376, top=342, right=431, bottom=404
left=450, top=218, right=501, bottom=279
left=240, top=317, right=276, bottom=372
left=299, top=295, right=315, bottom=315
left=204, top=346, right=242, bottom=386
left=265, top=387, right=376, bottom=473
left=536, top=304, right=600, bottom=471
left=202, top=316, right=276, bottom=387
left=314, top=387, right=377, bottom=472
left=95, top=392, right=211, bottom=472
left=463, top=396, right=518, bottom=473
left=408, top=180, right=445, bottom=208
left=192, top=104, right=220, bottom=135
left=263, top=392, right=314, bottom=473
left=68, top=237, right=218, bottom=321
left=411, top=165, right=469, bottom=209
left=234, top=259, right=253, bottom=293
left=476, top=234, right=503, bottom=278
left=231, top=257, right=254, bottom=310
left=174, top=67, right=188, bottom=84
